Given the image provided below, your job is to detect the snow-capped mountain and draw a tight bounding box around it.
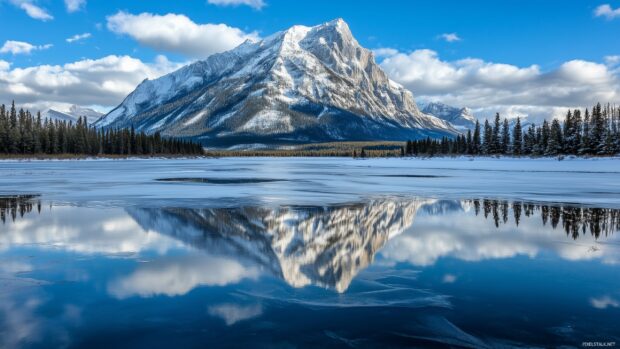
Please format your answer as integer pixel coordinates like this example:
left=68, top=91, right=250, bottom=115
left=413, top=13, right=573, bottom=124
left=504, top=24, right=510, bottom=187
left=127, top=198, right=430, bottom=293
left=44, top=105, right=103, bottom=124
left=422, top=102, right=476, bottom=131
left=95, top=19, right=457, bottom=146
left=44, top=109, right=77, bottom=123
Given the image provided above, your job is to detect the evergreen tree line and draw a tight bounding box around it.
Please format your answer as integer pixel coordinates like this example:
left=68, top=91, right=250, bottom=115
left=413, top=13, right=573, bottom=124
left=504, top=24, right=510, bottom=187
left=466, top=198, right=619, bottom=240
left=0, top=102, right=204, bottom=156
left=404, top=103, right=620, bottom=157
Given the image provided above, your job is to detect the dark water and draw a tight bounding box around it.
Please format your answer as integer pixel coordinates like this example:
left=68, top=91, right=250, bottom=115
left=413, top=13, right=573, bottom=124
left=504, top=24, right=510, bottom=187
left=0, top=195, right=619, bottom=348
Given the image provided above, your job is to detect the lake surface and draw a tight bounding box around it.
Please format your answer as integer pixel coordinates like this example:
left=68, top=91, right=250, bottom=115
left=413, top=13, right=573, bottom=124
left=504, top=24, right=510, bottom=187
left=0, top=158, right=619, bottom=348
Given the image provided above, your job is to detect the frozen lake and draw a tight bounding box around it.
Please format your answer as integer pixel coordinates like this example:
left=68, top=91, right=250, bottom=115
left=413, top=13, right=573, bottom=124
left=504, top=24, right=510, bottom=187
left=0, top=157, right=619, bottom=348
left=1, top=157, right=620, bottom=207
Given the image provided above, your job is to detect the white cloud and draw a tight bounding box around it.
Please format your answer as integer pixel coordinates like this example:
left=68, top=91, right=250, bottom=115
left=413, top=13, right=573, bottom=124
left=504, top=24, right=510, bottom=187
left=380, top=49, right=620, bottom=120
left=372, top=47, right=399, bottom=58
left=438, top=33, right=461, bottom=42
left=594, top=4, right=620, bottom=20
left=9, top=0, right=53, bottom=21
left=66, top=33, right=92, bottom=43
left=605, top=55, right=620, bottom=66
left=207, top=0, right=265, bottom=9
left=0, top=40, right=52, bottom=55
left=106, top=11, right=259, bottom=58
left=64, top=0, right=85, bottom=12
left=0, top=54, right=185, bottom=112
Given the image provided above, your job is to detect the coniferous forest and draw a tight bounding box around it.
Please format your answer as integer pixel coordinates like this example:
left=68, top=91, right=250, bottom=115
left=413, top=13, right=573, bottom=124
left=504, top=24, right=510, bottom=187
left=0, top=102, right=204, bottom=156
left=405, top=103, right=620, bottom=157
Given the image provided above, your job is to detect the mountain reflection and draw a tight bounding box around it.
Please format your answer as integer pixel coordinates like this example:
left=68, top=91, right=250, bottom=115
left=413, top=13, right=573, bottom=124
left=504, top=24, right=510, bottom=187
left=126, top=199, right=424, bottom=293
left=2, top=195, right=619, bottom=294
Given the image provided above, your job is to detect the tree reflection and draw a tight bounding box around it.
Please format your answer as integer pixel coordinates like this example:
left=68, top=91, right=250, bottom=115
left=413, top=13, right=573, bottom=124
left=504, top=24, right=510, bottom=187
left=0, top=195, right=40, bottom=224
left=466, top=199, right=619, bottom=239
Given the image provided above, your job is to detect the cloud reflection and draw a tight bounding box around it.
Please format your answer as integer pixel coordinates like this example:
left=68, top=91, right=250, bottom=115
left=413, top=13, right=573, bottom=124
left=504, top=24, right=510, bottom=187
left=208, top=303, right=263, bottom=325
left=108, top=253, right=260, bottom=298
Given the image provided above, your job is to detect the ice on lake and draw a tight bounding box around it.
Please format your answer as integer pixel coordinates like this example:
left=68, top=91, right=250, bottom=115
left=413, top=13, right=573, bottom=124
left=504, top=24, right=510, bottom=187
left=0, top=157, right=619, bottom=348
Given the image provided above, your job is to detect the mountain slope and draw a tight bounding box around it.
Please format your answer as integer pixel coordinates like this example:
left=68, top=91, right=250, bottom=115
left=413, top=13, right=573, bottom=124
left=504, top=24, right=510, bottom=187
left=95, top=19, right=457, bottom=146
left=44, top=105, right=103, bottom=124
left=422, top=102, right=476, bottom=131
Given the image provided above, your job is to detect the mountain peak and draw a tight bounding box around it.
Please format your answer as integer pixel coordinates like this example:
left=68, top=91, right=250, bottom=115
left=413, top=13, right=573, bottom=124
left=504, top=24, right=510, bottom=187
left=321, top=17, right=350, bottom=33
left=95, top=19, right=457, bottom=146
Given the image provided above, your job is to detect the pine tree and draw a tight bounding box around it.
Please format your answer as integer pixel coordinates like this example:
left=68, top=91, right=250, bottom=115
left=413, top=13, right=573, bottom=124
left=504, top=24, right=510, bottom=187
left=546, top=119, right=563, bottom=155
left=569, top=109, right=582, bottom=154
left=513, top=117, right=523, bottom=155
left=482, top=120, right=492, bottom=155
left=590, top=103, right=606, bottom=154
left=472, top=120, right=481, bottom=154
left=580, top=108, right=591, bottom=154
left=541, top=120, right=550, bottom=152
left=501, top=118, right=510, bottom=154
left=492, top=113, right=501, bottom=154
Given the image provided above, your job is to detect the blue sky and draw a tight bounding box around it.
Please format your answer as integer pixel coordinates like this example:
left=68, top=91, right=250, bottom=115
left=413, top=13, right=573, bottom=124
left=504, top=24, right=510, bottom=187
left=0, top=0, right=619, bottom=120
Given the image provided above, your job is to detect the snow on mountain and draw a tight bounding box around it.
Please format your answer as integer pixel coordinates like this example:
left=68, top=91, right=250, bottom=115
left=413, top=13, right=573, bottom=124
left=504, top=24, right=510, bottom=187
left=43, top=109, right=77, bottom=123
left=422, top=102, right=476, bottom=131
left=95, top=19, right=457, bottom=146
left=44, top=105, right=104, bottom=124
left=67, top=105, right=104, bottom=123
left=127, top=198, right=431, bottom=293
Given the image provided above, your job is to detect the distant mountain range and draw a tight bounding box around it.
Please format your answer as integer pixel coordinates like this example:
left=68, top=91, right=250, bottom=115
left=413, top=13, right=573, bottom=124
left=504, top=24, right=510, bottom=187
left=95, top=19, right=458, bottom=147
left=44, top=105, right=103, bottom=124
left=421, top=102, right=534, bottom=132
left=421, top=102, right=476, bottom=131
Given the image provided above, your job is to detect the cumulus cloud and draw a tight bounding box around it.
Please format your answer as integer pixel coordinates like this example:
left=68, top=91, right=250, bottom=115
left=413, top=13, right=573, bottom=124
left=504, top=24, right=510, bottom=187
left=207, top=0, right=265, bottom=9
left=605, top=55, right=620, bottom=66
left=594, top=4, right=620, bottom=20
left=438, top=33, right=461, bottom=42
left=106, top=11, right=259, bottom=58
left=64, top=0, right=85, bottom=12
left=0, top=54, right=184, bottom=112
left=379, top=49, right=620, bottom=121
left=0, top=40, right=52, bottom=55
left=8, top=0, right=53, bottom=21
left=66, top=33, right=91, bottom=43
